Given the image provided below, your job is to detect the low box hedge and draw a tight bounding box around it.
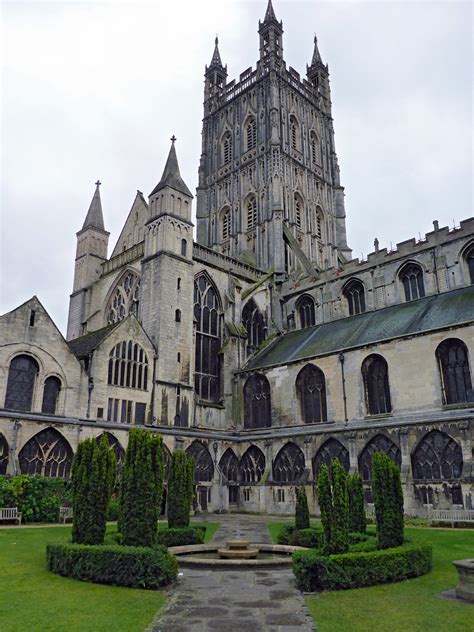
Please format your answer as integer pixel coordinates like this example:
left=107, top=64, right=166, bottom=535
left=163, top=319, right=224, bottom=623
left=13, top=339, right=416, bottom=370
left=293, top=543, right=432, bottom=591
left=46, top=543, right=178, bottom=589
left=155, top=526, right=205, bottom=547
left=277, top=525, right=323, bottom=548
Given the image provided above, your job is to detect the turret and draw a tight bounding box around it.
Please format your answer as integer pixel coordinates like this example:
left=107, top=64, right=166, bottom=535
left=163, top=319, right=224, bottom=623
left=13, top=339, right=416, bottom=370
left=306, top=35, right=331, bottom=113
left=204, top=37, right=227, bottom=114
left=258, top=0, right=284, bottom=70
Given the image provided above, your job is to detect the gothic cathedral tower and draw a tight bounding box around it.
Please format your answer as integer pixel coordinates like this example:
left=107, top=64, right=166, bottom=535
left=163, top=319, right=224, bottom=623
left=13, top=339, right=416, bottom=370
left=196, top=0, right=351, bottom=275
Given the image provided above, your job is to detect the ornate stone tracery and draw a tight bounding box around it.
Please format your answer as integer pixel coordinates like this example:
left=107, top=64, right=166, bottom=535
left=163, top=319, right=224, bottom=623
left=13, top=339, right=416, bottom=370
left=19, top=428, right=73, bottom=478
left=106, top=271, right=140, bottom=324
left=186, top=440, right=214, bottom=483
left=358, top=434, right=401, bottom=482
left=312, top=438, right=349, bottom=478
left=272, top=442, right=305, bottom=483
left=412, top=430, right=463, bottom=481
left=239, top=445, right=265, bottom=483
left=219, top=448, right=239, bottom=482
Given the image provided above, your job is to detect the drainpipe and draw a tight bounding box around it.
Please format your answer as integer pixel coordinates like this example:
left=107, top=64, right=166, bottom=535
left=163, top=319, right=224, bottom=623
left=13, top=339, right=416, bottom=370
left=339, top=352, right=348, bottom=425
left=86, top=352, right=94, bottom=419
left=150, top=350, right=158, bottom=424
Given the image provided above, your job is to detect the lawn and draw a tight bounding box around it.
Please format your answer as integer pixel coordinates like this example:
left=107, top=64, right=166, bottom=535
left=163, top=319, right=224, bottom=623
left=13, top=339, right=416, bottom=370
left=0, top=521, right=219, bottom=632
left=268, top=522, right=474, bottom=632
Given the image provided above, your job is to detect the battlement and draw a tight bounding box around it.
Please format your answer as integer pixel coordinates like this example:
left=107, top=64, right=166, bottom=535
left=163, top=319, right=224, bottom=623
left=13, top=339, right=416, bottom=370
left=102, top=241, right=144, bottom=277
left=193, top=242, right=265, bottom=282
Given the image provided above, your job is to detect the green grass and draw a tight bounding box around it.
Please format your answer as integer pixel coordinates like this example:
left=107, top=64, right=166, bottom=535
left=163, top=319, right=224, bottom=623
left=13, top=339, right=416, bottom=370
left=268, top=522, right=474, bottom=632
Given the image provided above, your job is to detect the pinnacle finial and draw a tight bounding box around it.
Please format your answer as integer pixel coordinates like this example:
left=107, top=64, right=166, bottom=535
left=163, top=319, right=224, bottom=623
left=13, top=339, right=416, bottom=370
left=95, top=180, right=101, bottom=187
left=170, top=135, right=177, bottom=144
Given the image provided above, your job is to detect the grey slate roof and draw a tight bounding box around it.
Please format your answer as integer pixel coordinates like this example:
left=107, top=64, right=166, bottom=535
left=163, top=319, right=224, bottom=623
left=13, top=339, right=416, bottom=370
left=150, top=142, right=193, bottom=198
left=245, top=285, right=474, bottom=371
left=82, top=182, right=105, bottom=231
left=68, top=323, right=119, bottom=359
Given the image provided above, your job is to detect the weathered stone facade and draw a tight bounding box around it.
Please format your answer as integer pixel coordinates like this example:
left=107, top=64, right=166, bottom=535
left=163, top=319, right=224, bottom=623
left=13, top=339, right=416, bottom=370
left=1, top=1, right=472, bottom=516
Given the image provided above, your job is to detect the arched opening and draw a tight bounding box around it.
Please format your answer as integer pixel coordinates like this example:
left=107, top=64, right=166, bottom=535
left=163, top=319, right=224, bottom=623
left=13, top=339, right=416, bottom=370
left=243, top=373, right=271, bottom=429
left=108, top=341, right=148, bottom=390
left=0, top=434, right=9, bottom=475
left=41, top=376, right=61, bottom=415
left=272, top=442, right=305, bottom=483
left=294, top=193, right=304, bottom=229
left=242, top=298, right=266, bottom=356
left=310, top=131, right=319, bottom=164
left=219, top=448, right=239, bottom=483
left=436, top=338, right=473, bottom=405
left=5, top=354, right=39, bottom=412
left=464, top=243, right=474, bottom=284
left=290, top=115, right=299, bottom=151
left=399, top=262, right=425, bottom=302
left=19, top=428, right=73, bottom=478
left=181, top=239, right=187, bottom=257
left=315, top=206, right=323, bottom=240
left=312, top=438, right=349, bottom=479
left=96, top=432, right=126, bottom=476
left=296, top=294, right=316, bottom=328
left=358, top=434, right=401, bottom=482
left=239, top=446, right=265, bottom=483
left=186, top=440, right=214, bottom=482
left=411, top=430, right=463, bottom=481
left=246, top=117, right=257, bottom=151
left=194, top=272, right=222, bottom=402
left=246, top=194, right=257, bottom=231
left=222, top=132, right=232, bottom=165
left=221, top=207, right=231, bottom=241
left=362, top=354, right=392, bottom=415
left=296, top=364, right=327, bottom=423
left=343, top=279, right=366, bottom=315
left=106, top=270, right=140, bottom=324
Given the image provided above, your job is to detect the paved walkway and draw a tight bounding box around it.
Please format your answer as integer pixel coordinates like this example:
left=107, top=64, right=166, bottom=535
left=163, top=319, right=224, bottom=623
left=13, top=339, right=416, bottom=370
left=152, top=514, right=316, bottom=632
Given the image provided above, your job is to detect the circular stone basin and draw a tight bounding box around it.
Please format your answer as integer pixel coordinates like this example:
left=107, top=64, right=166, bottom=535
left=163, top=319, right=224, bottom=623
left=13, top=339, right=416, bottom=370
left=218, top=547, right=259, bottom=559
left=225, top=539, right=250, bottom=549
left=168, top=543, right=308, bottom=568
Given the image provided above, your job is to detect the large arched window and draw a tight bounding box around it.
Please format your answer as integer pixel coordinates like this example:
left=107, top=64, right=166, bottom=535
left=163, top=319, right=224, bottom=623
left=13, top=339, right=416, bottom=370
left=239, top=445, right=265, bottom=483
left=108, top=341, right=148, bottom=390
left=243, top=373, right=271, bottom=429
left=41, top=376, right=61, bottom=415
left=358, top=434, right=401, bottom=482
left=96, top=432, right=126, bottom=476
left=221, top=207, right=231, bottom=241
left=297, top=295, right=316, bottom=328
left=310, top=131, right=319, bottom=165
left=290, top=115, right=299, bottom=151
left=312, top=438, right=349, bottom=479
left=186, top=441, right=214, bottom=482
left=5, top=355, right=39, bottom=412
left=246, top=117, right=257, bottom=151
left=0, top=434, right=8, bottom=475
left=343, top=279, right=366, bottom=315
left=242, top=298, right=266, bottom=356
left=412, top=430, right=463, bottom=481
left=400, top=263, right=425, bottom=302
left=19, top=428, right=73, bottom=478
left=219, top=448, right=239, bottom=483
left=246, top=194, right=257, bottom=231
left=294, top=193, right=303, bottom=229
left=194, top=273, right=222, bottom=402
left=315, top=206, right=323, bottom=240
left=436, top=339, right=473, bottom=405
left=362, top=354, right=392, bottom=415
left=107, top=270, right=140, bottom=324
left=273, top=442, right=305, bottom=483
left=296, top=364, right=327, bottom=424
left=465, top=244, right=474, bottom=284
left=222, top=132, right=232, bottom=165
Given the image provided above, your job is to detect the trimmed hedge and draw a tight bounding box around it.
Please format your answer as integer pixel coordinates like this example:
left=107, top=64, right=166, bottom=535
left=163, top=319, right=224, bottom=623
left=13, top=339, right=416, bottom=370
left=155, top=526, right=206, bottom=547
left=46, top=543, right=178, bottom=589
left=277, top=525, right=323, bottom=548
left=293, top=543, right=432, bottom=591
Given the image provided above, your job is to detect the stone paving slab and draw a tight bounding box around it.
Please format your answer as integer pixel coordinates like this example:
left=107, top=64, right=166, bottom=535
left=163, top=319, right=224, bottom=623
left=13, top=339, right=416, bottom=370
left=152, top=514, right=315, bottom=632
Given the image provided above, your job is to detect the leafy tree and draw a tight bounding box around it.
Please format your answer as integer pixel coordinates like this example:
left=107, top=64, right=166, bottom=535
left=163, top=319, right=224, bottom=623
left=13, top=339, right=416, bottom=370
left=295, top=487, right=310, bottom=530
left=71, top=436, right=116, bottom=545
left=118, top=429, right=164, bottom=547
left=347, top=473, right=366, bottom=534
left=317, top=463, right=332, bottom=552
left=167, top=450, right=195, bottom=528
left=372, top=452, right=404, bottom=549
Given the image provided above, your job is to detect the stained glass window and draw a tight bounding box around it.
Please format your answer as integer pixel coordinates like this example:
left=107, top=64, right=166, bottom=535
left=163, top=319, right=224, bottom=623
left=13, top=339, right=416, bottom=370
left=108, top=341, right=148, bottom=390
left=436, top=338, right=473, bottom=405
left=242, top=298, right=265, bottom=356
left=107, top=271, right=140, bottom=324
left=41, top=376, right=61, bottom=415
left=343, top=279, right=366, bottom=315
left=194, top=273, right=222, bottom=402
left=5, top=355, right=39, bottom=412
left=296, top=364, right=327, bottom=423
left=362, top=354, right=392, bottom=415
left=243, top=373, right=271, bottom=429
left=400, top=263, right=425, bottom=301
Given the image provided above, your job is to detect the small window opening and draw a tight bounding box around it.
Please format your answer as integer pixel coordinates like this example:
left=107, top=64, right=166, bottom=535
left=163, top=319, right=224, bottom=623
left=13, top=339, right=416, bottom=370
left=181, top=239, right=187, bottom=257
left=29, top=310, right=36, bottom=327
left=177, top=278, right=181, bottom=290
left=175, top=309, right=181, bottom=322
left=177, top=352, right=181, bottom=363
left=97, top=407, right=104, bottom=419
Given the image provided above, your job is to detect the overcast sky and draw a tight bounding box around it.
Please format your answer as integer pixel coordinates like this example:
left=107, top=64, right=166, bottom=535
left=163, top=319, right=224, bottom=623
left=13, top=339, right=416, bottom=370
left=1, top=0, right=472, bottom=334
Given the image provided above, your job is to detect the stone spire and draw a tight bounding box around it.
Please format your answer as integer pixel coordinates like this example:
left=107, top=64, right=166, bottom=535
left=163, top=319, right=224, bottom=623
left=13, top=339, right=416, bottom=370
left=262, top=0, right=278, bottom=24
left=150, top=137, right=193, bottom=198
left=310, top=35, right=323, bottom=67
left=208, top=36, right=224, bottom=70
left=82, top=181, right=105, bottom=231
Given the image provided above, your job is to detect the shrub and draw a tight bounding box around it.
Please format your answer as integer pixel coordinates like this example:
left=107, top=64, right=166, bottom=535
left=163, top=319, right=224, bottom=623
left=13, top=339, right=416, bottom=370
left=167, top=451, right=194, bottom=529
left=277, top=524, right=296, bottom=545
left=317, top=464, right=333, bottom=551
left=71, top=436, right=116, bottom=545
left=155, top=526, right=205, bottom=547
left=107, top=497, right=119, bottom=522
left=293, top=527, right=323, bottom=548
left=119, top=429, right=164, bottom=547
left=293, top=543, right=432, bottom=592
left=330, top=458, right=349, bottom=554
left=295, top=487, right=310, bottom=530
left=347, top=474, right=366, bottom=534
left=372, top=452, right=404, bottom=549
left=0, top=475, right=71, bottom=523
left=348, top=532, right=371, bottom=544
left=46, top=543, right=178, bottom=589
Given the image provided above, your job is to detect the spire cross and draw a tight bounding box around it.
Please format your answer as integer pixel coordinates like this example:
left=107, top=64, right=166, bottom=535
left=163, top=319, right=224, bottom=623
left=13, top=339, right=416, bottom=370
left=170, top=135, right=177, bottom=144
left=95, top=180, right=101, bottom=187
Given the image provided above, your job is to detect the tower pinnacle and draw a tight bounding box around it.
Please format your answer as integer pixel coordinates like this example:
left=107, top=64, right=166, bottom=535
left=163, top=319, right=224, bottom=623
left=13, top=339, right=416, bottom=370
left=208, top=36, right=224, bottom=69
left=82, top=181, right=105, bottom=231
left=310, top=35, right=323, bottom=66
left=150, top=139, right=193, bottom=198
left=263, top=0, right=278, bottom=24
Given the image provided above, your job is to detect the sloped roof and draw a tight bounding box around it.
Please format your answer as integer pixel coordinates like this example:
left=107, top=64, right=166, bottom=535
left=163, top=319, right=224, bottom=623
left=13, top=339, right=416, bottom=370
left=245, top=285, right=474, bottom=371
left=68, top=323, right=119, bottom=359
left=82, top=182, right=105, bottom=231
left=150, top=142, right=193, bottom=198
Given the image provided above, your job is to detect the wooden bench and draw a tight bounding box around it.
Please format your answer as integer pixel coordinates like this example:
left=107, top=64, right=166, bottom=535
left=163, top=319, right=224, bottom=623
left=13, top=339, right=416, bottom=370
left=59, top=506, right=73, bottom=524
left=427, top=507, right=474, bottom=524
left=0, top=507, right=22, bottom=525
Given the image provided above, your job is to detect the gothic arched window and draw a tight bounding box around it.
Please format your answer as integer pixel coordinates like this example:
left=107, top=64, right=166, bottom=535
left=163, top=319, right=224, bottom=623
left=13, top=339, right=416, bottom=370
left=343, top=279, right=366, bottom=315
left=315, top=206, right=323, bottom=240
left=296, top=364, right=327, bottom=423
left=362, top=354, right=392, bottom=415
left=194, top=273, right=222, bottom=402
left=221, top=207, right=231, bottom=241
left=222, top=132, right=232, bottom=165
left=0, top=434, right=8, bottom=475
left=246, top=195, right=257, bottom=231
left=186, top=441, right=214, bottom=482
left=5, top=354, right=39, bottom=412
left=273, top=442, right=305, bottom=483
left=243, top=373, right=271, bottom=429
left=239, top=445, right=265, bottom=483
left=294, top=193, right=303, bottom=229
left=108, top=341, right=148, bottom=390
left=19, top=428, right=73, bottom=478
left=297, top=295, right=316, bottom=328
left=436, top=338, right=473, bottom=405
left=96, top=432, right=126, bottom=476
left=400, top=263, right=425, bottom=302
left=242, top=298, right=266, bottom=356
left=465, top=244, right=474, bottom=284
left=358, top=434, right=401, bottom=482
left=310, top=131, right=319, bottom=164
left=290, top=115, right=299, bottom=151
left=181, top=239, right=187, bottom=257
left=107, top=270, right=140, bottom=324
left=412, top=430, right=463, bottom=481
left=246, top=117, right=257, bottom=151
left=219, top=448, right=239, bottom=482
left=41, top=376, right=61, bottom=415
left=312, top=438, right=349, bottom=479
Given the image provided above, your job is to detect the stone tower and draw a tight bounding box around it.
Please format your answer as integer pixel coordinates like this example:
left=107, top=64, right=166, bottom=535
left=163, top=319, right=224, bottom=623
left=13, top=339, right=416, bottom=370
left=196, top=0, right=351, bottom=275
left=140, top=139, right=195, bottom=427
left=67, top=182, right=110, bottom=340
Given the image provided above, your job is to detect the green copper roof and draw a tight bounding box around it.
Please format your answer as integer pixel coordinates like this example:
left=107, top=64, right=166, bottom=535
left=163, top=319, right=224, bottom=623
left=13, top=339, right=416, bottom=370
left=245, top=285, right=474, bottom=371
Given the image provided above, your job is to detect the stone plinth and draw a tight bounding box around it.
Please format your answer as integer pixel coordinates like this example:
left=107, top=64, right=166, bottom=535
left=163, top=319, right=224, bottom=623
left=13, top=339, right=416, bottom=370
left=453, top=559, right=474, bottom=602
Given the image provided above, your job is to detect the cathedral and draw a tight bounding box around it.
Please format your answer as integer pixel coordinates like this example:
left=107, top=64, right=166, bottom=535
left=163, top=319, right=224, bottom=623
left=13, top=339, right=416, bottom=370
left=1, top=1, right=473, bottom=516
